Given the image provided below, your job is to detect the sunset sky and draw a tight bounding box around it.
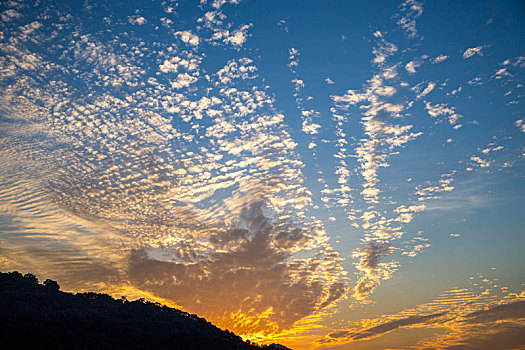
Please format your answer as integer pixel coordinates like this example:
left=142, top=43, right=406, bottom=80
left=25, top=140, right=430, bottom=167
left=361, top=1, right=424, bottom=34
left=1, top=0, right=524, bottom=349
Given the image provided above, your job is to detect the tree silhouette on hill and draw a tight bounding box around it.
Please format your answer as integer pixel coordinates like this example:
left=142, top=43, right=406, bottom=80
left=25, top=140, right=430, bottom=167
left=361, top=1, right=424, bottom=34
left=0, top=271, right=291, bottom=350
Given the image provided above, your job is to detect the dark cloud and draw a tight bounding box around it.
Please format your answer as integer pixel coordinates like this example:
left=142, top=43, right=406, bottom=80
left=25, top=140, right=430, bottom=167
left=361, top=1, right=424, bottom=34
left=319, top=295, right=525, bottom=348
left=354, top=277, right=379, bottom=300
left=431, top=300, right=525, bottom=350
left=441, top=325, right=525, bottom=350
left=461, top=300, right=525, bottom=324
left=327, top=312, right=446, bottom=341
left=353, top=242, right=392, bottom=299
left=356, top=243, right=389, bottom=271
left=128, top=201, right=346, bottom=336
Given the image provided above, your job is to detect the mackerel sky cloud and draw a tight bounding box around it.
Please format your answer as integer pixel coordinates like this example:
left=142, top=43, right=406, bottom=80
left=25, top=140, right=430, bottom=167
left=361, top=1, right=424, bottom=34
left=1, top=0, right=524, bottom=349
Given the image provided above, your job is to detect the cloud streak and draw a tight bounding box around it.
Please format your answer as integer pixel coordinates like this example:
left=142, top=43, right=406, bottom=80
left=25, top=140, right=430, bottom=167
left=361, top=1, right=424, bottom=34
left=318, top=274, right=525, bottom=348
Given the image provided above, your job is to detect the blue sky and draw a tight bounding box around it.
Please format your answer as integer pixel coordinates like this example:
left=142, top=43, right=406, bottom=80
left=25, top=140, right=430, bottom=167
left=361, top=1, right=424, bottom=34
left=1, top=0, right=524, bottom=348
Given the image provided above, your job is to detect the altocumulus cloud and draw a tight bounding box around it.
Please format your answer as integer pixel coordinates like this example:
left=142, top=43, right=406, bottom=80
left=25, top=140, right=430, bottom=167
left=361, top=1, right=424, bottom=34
left=0, top=0, right=347, bottom=339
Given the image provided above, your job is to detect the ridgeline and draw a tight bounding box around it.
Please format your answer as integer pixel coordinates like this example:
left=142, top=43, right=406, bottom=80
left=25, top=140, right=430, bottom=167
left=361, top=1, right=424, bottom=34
left=0, top=271, right=291, bottom=350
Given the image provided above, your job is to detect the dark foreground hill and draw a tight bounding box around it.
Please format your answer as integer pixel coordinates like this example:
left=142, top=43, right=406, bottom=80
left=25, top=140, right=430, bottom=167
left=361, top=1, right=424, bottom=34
left=0, top=271, right=290, bottom=350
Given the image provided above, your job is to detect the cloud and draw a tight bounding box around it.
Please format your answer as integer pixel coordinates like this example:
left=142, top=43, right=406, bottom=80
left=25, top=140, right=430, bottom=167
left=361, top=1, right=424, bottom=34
left=291, top=78, right=304, bottom=91
left=176, top=30, right=200, bottom=46
left=327, top=312, right=446, bottom=341
left=224, top=24, right=252, bottom=46
left=493, top=67, right=511, bottom=79
left=1, top=0, right=522, bottom=347
left=416, top=82, right=436, bottom=99
left=285, top=47, right=326, bottom=168
left=128, top=15, right=147, bottom=25
left=501, top=55, right=525, bottom=68
left=432, top=54, right=449, bottom=64
left=209, top=24, right=253, bottom=48
left=333, top=70, right=420, bottom=204
left=128, top=199, right=347, bottom=335
left=461, top=300, right=525, bottom=324
left=318, top=274, right=525, bottom=348
left=211, top=0, right=243, bottom=9
left=425, top=102, right=463, bottom=125
left=397, top=0, right=423, bottom=38
left=372, top=38, right=398, bottom=64
left=352, top=243, right=394, bottom=299
left=449, top=86, right=462, bottom=96
left=424, top=299, right=525, bottom=350
left=302, top=119, right=321, bottom=135
left=439, top=327, right=525, bottom=350
left=328, top=26, right=437, bottom=302
left=470, top=156, right=491, bottom=168
left=0, top=9, right=22, bottom=22
left=463, top=45, right=488, bottom=59
left=515, top=118, right=525, bottom=133
left=405, top=60, right=420, bottom=73
left=0, top=3, right=348, bottom=342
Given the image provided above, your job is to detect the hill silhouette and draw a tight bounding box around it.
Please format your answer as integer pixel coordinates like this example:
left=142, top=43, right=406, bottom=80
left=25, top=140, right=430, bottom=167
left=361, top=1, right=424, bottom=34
left=0, top=271, right=290, bottom=350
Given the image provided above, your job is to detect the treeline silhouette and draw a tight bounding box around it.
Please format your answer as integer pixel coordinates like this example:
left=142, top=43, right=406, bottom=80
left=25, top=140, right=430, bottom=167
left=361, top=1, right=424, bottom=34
left=0, top=271, right=291, bottom=350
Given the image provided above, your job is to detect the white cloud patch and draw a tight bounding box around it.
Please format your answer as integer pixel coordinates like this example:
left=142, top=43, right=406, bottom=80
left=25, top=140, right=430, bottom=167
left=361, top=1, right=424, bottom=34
left=372, top=39, right=398, bottom=65
left=215, top=57, right=257, bottom=84
left=397, top=0, right=423, bottom=38
left=432, top=54, right=449, bottom=64
left=175, top=30, right=200, bottom=46
left=425, top=102, right=463, bottom=125
left=1, top=9, right=22, bottom=22
left=470, top=156, right=492, bottom=168
left=493, top=67, right=511, bottom=79
left=418, top=82, right=435, bottom=98
left=128, top=15, right=147, bottom=25
left=291, top=78, right=304, bottom=91
left=224, top=24, right=251, bottom=46
left=210, top=24, right=252, bottom=48
left=405, top=60, right=419, bottom=73
left=463, top=45, right=488, bottom=59
left=450, top=86, right=462, bottom=95
left=468, top=76, right=483, bottom=86
left=302, top=119, right=321, bottom=135
left=211, top=0, right=243, bottom=9
left=515, top=118, right=525, bottom=133
left=159, top=56, right=200, bottom=73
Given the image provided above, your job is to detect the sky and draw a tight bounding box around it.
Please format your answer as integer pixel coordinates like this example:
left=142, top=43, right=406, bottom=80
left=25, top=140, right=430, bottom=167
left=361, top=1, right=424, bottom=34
left=0, top=0, right=524, bottom=349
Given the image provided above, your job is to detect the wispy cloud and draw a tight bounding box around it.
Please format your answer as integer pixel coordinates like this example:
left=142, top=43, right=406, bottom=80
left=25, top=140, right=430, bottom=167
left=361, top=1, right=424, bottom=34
left=397, top=0, right=423, bottom=38
left=318, top=273, right=525, bottom=348
left=463, top=45, right=489, bottom=59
